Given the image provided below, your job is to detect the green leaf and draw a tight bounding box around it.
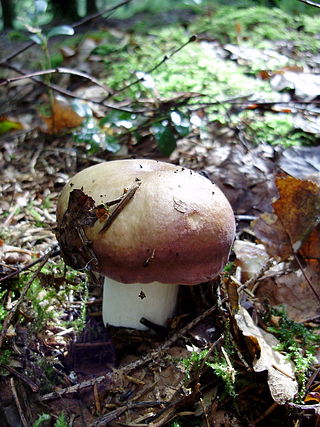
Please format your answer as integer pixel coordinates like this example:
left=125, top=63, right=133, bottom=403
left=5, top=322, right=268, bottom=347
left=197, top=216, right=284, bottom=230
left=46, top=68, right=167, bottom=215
left=152, top=122, right=177, bottom=156
left=32, top=413, right=51, bottom=427
left=99, top=110, right=136, bottom=127
left=0, top=119, right=22, bottom=134
left=47, top=26, right=75, bottom=39
left=103, top=135, right=121, bottom=153
left=92, top=44, right=116, bottom=56
left=170, top=111, right=191, bottom=137
left=34, top=0, right=48, bottom=14
left=73, top=119, right=121, bottom=154
left=70, top=100, right=92, bottom=118
left=29, top=33, right=43, bottom=45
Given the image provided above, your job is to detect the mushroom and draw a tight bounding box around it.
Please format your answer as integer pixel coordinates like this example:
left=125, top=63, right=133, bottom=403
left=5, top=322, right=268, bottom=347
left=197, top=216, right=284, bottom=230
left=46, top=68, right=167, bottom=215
left=56, top=159, right=235, bottom=330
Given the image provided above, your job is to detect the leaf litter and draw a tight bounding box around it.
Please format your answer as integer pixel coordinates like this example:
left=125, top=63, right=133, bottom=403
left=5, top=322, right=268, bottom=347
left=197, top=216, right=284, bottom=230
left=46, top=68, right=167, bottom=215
left=0, top=3, right=320, bottom=426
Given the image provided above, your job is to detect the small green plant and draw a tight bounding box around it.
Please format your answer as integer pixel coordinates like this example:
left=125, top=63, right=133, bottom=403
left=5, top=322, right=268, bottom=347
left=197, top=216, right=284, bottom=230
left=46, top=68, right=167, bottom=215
left=181, top=345, right=209, bottom=380
left=191, top=6, right=320, bottom=52
left=8, top=260, right=88, bottom=333
left=266, top=306, right=320, bottom=395
left=33, top=412, right=69, bottom=427
left=54, top=413, right=69, bottom=427
left=33, top=413, right=51, bottom=427
left=181, top=337, right=237, bottom=398
left=0, top=349, right=12, bottom=366
left=22, top=0, right=74, bottom=116
left=206, top=348, right=237, bottom=398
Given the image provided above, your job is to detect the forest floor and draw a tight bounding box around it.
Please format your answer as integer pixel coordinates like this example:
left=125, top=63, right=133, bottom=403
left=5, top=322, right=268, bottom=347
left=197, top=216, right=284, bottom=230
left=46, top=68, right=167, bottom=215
left=0, top=2, right=320, bottom=427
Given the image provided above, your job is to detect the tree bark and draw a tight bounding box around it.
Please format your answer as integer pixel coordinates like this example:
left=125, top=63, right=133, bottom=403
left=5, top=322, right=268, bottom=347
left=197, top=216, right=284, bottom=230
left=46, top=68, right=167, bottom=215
left=51, top=0, right=80, bottom=22
left=86, top=0, right=97, bottom=15
left=1, top=0, right=15, bottom=29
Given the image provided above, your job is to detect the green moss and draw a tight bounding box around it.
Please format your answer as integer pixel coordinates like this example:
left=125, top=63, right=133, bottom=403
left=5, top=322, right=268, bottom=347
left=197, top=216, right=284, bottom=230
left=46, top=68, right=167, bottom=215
left=103, top=27, right=271, bottom=103
left=241, top=111, right=315, bottom=147
left=266, top=306, right=320, bottom=396
left=191, top=6, right=320, bottom=52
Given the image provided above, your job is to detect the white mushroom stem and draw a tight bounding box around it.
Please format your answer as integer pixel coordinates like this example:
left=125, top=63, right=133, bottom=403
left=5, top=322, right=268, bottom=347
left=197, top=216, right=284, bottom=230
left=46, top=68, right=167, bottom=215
left=102, top=278, right=179, bottom=330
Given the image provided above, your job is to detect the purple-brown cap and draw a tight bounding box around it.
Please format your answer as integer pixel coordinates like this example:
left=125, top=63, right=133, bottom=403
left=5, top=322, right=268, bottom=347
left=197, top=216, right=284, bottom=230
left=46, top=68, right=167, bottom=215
left=56, top=159, right=236, bottom=286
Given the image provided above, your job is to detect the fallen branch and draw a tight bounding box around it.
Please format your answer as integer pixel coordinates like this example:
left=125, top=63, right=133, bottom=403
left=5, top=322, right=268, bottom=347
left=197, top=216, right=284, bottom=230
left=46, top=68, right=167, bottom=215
left=0, top=67, right=111, bottom=93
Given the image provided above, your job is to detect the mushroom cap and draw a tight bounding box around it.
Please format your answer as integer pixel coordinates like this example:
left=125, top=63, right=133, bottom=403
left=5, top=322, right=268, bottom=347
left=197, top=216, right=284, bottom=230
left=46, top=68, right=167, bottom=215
left=56, top=159, right=235, bottom=285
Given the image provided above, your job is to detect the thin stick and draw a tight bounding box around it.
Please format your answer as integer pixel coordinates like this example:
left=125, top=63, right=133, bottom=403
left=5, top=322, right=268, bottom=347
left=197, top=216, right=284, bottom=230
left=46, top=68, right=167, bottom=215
left=2, top=62, right=146, bottom=114
left=99, top=180, right=142, bottom=233
left=10, top=378, right=29, bottom=427
left=72, top=0, right=134, bottom=29
left=0, top=67, right=111, bottom=92
left=0, top=364, right=39, bottom=392
left=294, top=252, right=320, bottom=306
left=0, top=246, right=60, bottom=283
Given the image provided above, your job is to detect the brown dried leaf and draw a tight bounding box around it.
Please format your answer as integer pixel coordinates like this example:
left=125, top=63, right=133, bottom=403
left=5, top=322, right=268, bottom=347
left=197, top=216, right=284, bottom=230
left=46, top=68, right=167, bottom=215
left=256, top=265, right=320, bottom=322
left=235, top=306, right=298, bottom=404
left=253, top=175, right=320, bottom=259
left=273, top=175, right=320, bottom=252
left=41, top=98, right=83, bottom=134
left=56, top=189, right=101, bottom=271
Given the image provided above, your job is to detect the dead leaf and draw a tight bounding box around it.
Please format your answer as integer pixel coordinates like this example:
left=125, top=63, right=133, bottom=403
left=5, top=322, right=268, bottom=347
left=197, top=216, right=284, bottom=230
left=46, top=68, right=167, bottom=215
left=55, top=189, right=100, bottom=271
left=253, top=212, right=291, bottom=258
left=253, top=175, right=320, bottom=258
left=304, top=392, right=320, bottom=403
left=279, top=147, right=320, bottom=179
left=233, top=240, right=269, bottom=282
left=0, top=244, right=33, bottom=265
left=271, top=71, right=320, bottom=101
left=273, top=175, right=320, bottom=252
left=41, top=97, right=84, bottom=134
left=235, top=306, right=298, bottom=404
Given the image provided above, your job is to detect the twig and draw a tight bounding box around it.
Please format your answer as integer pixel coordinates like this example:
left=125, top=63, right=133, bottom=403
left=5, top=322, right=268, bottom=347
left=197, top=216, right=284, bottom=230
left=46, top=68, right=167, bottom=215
left=0, top=245, right=60, bottom=283
left=104, top=34, right=197, bottom=100
left=40, top=301, right=223, bottom=401
left=0, top=246, right=57, bottom=348
left=93, top=401, right=169, bottom=426
left=0, top=364, right=39, bottom=392
left=294, top=252, right=320, bottom=306
left=0, top=67, right=111, bottom=93
left=297, top=0, right=320, bottom=7
left=200, top=397, right=210, bottom=427
left=2, top=62, right=146, bottom=114
left=72, top=0, right=134, bottom=29
left=272, top=364, right=296, bottom=381
left=10, top=378, right=29, bottom=427
left=252, top=402, right=278, bottom=425
left=93, top=383, right=102, bottom=415
left=99, top=179, right=142, bottom=233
